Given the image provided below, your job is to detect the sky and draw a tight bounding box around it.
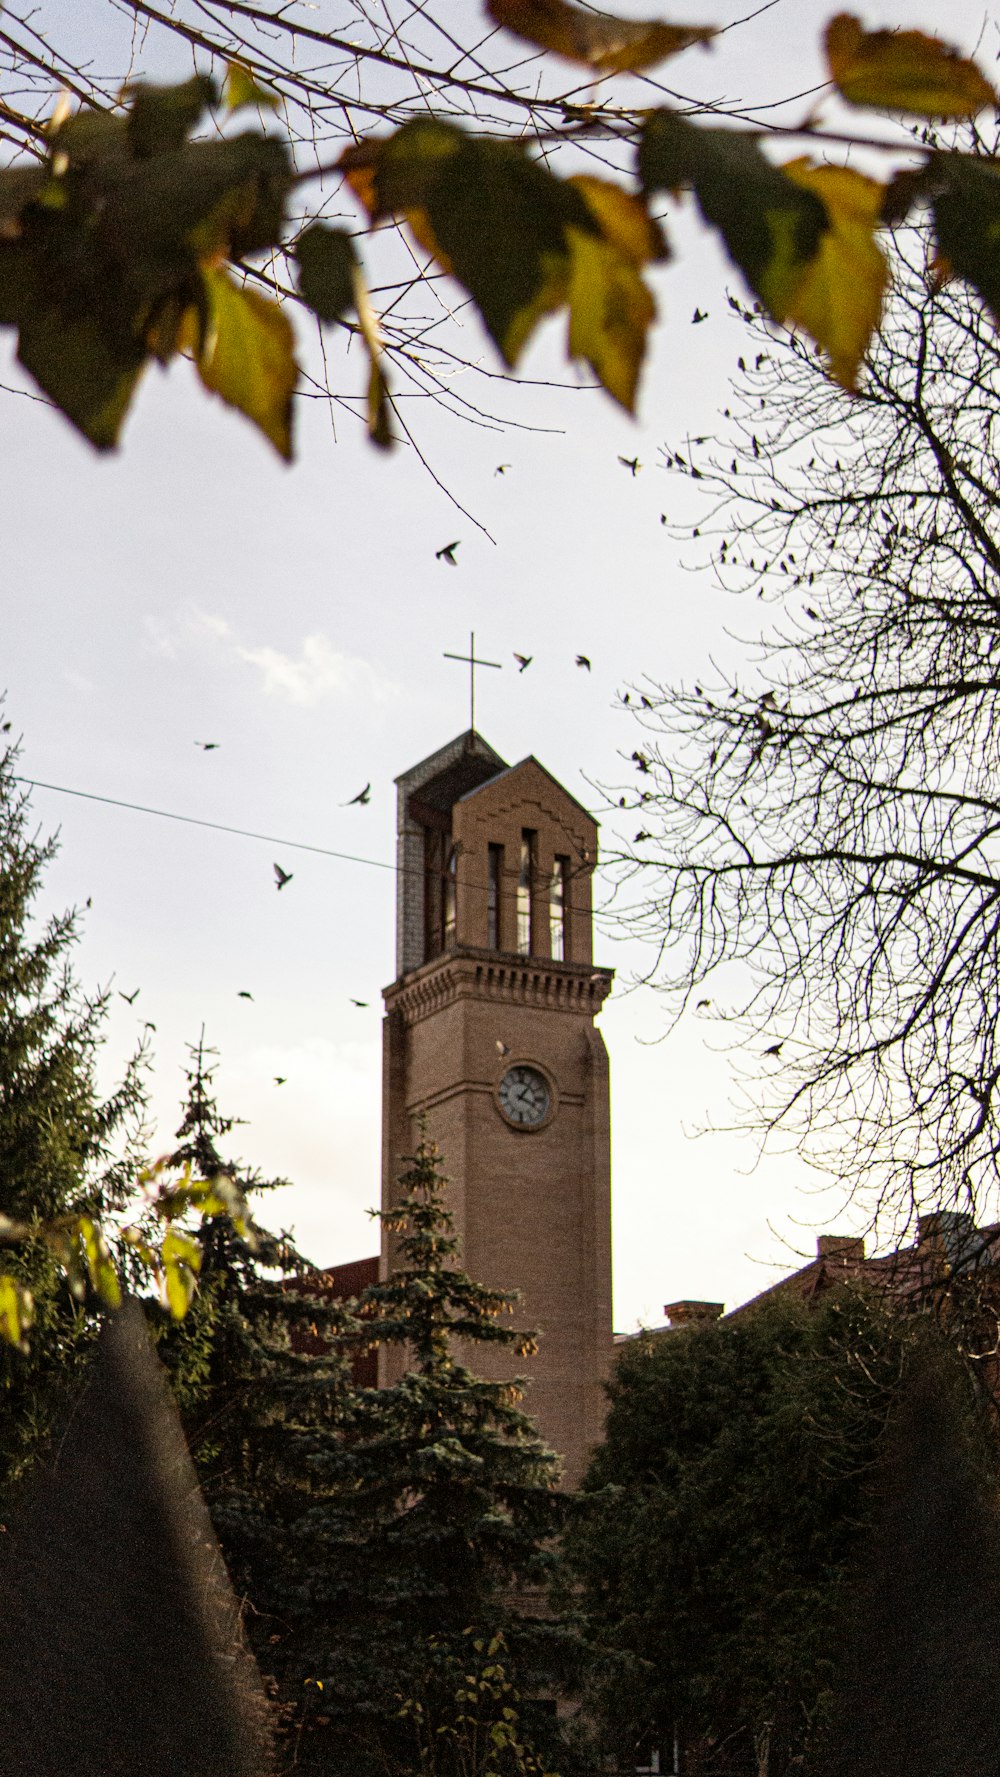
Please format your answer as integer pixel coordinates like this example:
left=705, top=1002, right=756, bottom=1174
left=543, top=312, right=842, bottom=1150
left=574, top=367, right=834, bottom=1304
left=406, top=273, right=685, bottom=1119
left=2, top=0, right=996, bottom=1330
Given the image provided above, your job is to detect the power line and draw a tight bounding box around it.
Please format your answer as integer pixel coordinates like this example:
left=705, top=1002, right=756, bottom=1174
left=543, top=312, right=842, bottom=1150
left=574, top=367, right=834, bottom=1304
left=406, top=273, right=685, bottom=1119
left=14, top=776, right=397, bottom=874
left=13, top=774, right=604, bottom=905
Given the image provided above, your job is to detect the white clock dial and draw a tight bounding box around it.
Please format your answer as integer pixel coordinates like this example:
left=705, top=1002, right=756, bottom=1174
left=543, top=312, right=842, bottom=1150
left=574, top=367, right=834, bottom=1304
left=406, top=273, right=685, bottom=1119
left=498, top=1065, right=551, bottom=1128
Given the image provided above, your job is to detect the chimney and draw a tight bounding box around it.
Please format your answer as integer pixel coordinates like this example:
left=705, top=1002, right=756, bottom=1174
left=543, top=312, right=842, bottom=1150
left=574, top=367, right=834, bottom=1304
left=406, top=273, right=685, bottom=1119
left=817, top=1234, right=866, bottom=1262
left=663, top=1300, right=725, bottom=1328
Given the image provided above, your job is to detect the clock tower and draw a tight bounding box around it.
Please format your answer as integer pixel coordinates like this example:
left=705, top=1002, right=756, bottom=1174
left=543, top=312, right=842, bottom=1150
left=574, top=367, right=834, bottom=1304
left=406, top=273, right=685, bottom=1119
left=380, top=728, right=614, bottom=1486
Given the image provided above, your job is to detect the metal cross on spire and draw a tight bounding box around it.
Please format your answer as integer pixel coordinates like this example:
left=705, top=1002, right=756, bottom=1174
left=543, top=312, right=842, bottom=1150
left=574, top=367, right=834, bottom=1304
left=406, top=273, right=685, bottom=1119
left=443, top=631, right=502, bottom=732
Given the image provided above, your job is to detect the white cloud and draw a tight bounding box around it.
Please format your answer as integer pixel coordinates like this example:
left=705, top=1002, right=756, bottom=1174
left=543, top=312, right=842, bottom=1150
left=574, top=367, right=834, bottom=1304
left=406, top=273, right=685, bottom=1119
left=235, top=632, right=397, bottom=706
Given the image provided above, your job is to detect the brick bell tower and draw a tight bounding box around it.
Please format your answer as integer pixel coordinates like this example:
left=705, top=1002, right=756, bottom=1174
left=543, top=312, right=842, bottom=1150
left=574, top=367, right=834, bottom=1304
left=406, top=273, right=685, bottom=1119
left=380, top=727, right=614, bottom=1487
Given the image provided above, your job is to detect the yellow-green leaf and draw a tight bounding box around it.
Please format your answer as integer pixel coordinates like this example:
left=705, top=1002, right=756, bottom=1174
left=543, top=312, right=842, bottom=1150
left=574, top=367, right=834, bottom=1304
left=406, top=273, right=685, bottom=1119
left=781, top=159, right=888, bottom=388
left=161, top=1228, right=202, bottom=1319
left=486, top=0, right=714, bottom=75
left=342, top=119, right=662, bottom=409
left=186, top=265, right=297, bottom=459
left=77, top=1216, right=122, bottom=1309
left=0, top=1275, right=34, bottom=1352
left=639, top=111, right=829, bottom=320
left=224, top=61, right=281, bottom=113
left=825, top=14, right=996, bottom=118
left=564, top=177, right=662, bottom=410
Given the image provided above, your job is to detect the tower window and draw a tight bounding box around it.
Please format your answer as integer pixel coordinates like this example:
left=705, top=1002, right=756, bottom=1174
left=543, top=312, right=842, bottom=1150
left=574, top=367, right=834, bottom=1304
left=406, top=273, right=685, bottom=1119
left=487, top=844, right=503, bottom=949
left=443, top=845, right=457, bottom=947
left=550, top=856, right=570, bottom=961
left=517, top=830, right=536, bottom=955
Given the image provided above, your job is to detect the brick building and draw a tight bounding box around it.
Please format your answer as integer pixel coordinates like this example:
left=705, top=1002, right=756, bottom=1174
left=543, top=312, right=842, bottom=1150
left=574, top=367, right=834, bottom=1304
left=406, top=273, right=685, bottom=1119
left=299, top=728, right=616, bottom=1487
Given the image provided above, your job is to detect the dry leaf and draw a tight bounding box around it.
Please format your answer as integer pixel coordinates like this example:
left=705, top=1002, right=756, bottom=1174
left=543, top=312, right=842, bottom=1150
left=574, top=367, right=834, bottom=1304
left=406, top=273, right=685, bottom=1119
left=826, top=14, right=996, bottom=118
left=488, top=0, right=714, bottom=75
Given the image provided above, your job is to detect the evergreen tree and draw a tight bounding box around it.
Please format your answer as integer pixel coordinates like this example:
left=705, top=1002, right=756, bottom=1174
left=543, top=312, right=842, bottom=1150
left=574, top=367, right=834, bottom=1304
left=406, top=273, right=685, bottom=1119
left=155, top=1035, right=349, bottom=1637
left=0, top=733, right=148, bottom=1508
left=278, top=1129, right=570, bottom=1776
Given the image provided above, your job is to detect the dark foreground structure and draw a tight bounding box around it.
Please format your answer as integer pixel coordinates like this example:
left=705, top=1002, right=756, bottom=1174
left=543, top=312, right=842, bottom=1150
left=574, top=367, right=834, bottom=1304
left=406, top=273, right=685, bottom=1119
left=0, top=1301, right=272, bottom=1775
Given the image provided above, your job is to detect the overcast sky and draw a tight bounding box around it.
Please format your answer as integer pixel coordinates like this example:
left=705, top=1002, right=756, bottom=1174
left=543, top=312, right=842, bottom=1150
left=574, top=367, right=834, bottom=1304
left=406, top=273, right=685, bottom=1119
left=3, top=0, right=995, bottom=1328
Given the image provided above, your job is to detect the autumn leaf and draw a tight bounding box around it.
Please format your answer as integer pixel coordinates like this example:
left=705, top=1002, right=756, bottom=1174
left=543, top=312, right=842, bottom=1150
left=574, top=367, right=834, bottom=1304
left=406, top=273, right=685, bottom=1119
left=486, top=0, right=714, bottom=76
left=825, top=14, right=996, bottom=119
left=932, top=155, right=1000, bottom=320
left=781, top=159, right=888, bottom=387
left=0, top=1275, right=33, bottom=1353
left=161, top=1228, right=202, bottom=1320
left=639, top=112, right=828, bottom=318
left=224, top=60, right=281, bottom=112
left=565, top=177, right=664, bottom=409
left=342, top=121, right=662, bottom=410
left=185, top=264, right=297, bottom=458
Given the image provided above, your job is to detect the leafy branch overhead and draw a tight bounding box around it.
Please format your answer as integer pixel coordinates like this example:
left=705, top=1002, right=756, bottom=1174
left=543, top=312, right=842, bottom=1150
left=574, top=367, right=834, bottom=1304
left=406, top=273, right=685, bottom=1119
left=0, top=1163, right=254, bottom=1350
left=1, top=12, right=999, bottom=455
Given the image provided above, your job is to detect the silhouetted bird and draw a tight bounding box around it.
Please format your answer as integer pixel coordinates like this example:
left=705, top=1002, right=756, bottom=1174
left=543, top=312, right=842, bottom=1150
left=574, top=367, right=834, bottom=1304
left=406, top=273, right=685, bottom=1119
left=195, top=742, right=219, bottom=751
left=495, top=464, right=510, bottom=475
left=618, top=455, right=640, bottom=475
left=436, top=541, right=460, bottom=566
left=273, top=1076, right=287, bottom=1086
left=692, top=307, right=708, bottom=323
left=237, top=991, right=254, bottom=1001
left=344, top=784, right=371, bottom=806
left=513, top=653, right=532, bottom=672
left=350, top=999, right=369, bottom=1008
left=576, top=654, right=591, bottom=671
left=118, top=989, right=139, bottom=1005
left=763, top=1042, right=783, bottom=1057
left=640, top=694, right=653, bottom=708
left=632, top=751, right=650, bottom=772
left=696, top=998, right=711, bottom=1010
left=634, top=831, right=650, bottom=844
left=273, top=864, right=293, bottom=890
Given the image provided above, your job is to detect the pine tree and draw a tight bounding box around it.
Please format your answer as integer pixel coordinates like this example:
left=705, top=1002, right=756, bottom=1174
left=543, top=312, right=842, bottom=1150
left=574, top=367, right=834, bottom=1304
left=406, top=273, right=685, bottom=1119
left=155, top=1034, right=349, bottom=1634
left=0, top=733, right=149, bottom=1508
left=281, top=1129, right=570, bottom=1776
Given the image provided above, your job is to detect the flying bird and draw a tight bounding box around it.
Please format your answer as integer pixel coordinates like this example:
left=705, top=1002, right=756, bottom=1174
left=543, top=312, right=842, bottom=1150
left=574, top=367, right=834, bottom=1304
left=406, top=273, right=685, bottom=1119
left=575, top=654, right=591, bottom=671
left=350, top=998, right=369, bottom=1008
left=763, top=1042, right=783, bottom=1058
left=691, top=307, right=708, bottom=323
left=513, top=653, right=533, bottom=673
left=618, top=455, right=641, bottom=475
left=118, top=988, right=139, bottom=1005
left=274, top=1076, right=287, bottom=1086
left=143, top=1021, right=157, bottom=1033
left=495, top=464, right=510, bottom=475
left=495, top=1038, right=511, bottom=1057
left=344, top=783, right=371, bottom=806
left=273, top=863, right=293, bottom=890
left=195, top=741, right=220, bottom=751
left=436, top=540, right=460, bottom=566
left=238, top=990, right=254, bottom=1001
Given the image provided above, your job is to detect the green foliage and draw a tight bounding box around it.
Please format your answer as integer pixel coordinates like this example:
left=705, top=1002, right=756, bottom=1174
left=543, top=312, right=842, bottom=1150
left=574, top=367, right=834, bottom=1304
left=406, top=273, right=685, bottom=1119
left=0, top=730, right=149, bottom=1509
left=567, top=1290, right=933, bottom=1777
left=399, top=1632, right=558, bottom=1777
left=267, top=1129, right=570, bottom=1775
left=5, top=14, right=1000, bottom=452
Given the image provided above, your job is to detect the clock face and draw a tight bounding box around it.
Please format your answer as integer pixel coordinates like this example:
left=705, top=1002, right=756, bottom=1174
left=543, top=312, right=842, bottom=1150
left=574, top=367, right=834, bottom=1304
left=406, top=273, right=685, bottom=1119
left=498, top=1065, right=551, bottom=1129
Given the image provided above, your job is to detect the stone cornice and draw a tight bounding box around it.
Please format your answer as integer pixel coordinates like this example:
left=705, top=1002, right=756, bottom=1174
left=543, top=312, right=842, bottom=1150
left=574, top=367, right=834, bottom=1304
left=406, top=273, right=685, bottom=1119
left=383, top=947, right=614, bottom=1026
